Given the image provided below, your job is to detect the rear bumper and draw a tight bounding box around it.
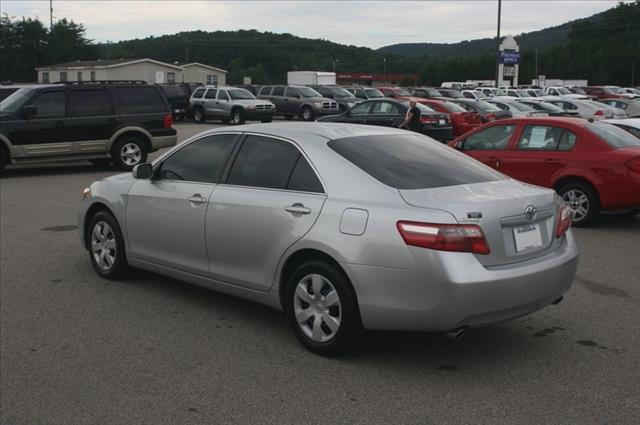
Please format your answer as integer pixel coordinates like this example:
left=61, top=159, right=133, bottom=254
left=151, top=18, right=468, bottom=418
left=150, top=134, right=177, bottom=151
left=344, top=231, right=579, bottom=332
left=420, top=126, right=454, bottom=142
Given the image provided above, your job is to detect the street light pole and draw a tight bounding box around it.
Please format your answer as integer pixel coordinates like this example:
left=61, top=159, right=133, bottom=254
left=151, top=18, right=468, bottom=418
left=50, top=0, right=54, bottom=30
left=383, top=56, right=387, bottom=82
left=494, top=0, right=502, bottom=88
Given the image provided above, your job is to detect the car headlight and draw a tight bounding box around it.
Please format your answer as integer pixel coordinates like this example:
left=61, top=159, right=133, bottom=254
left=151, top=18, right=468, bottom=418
left=81, top=187, right=91, bottom=200
left=245, top=105, right=256, bottom=110
left=346, top=103, right=355, bottom=108
left=314, top=102, right=323, bottom=108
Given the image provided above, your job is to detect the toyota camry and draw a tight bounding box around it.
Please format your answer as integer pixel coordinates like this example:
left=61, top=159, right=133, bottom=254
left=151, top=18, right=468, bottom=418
left=79, top=123, right=579, bottom=355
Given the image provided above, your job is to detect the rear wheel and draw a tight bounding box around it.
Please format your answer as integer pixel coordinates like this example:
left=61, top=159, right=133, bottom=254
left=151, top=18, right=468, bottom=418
left=88, top=210, right=129, bottom=280
left=193, top=107, right=206, bottom=123
left=285, top=260, right=361, bottom=356
left=111, top=135, right=147, bottom=171
left=558, top=181, right=600, bottom=226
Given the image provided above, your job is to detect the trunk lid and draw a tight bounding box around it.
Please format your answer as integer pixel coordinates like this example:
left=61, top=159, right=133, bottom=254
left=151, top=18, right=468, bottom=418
left=399, top=179, right=562, bottom=267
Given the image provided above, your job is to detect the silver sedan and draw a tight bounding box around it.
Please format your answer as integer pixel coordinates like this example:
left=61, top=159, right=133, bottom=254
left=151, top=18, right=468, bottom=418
left=78, top=123, right=579, bottom=355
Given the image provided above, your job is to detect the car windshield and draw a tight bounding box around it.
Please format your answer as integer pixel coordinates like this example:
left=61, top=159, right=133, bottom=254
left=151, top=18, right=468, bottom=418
left=534, top=101, right=565, bottom=112
left=509, top=102, right=535, bottom=112
left=395, top=88, right=411, bottom=96
left=495, top=89, right=507, bottom=96
left=0, top=88, right=35, bottom=113
left=299, top=87, right=321, bottom=98
left=475, top=101, right=502, bottom=112
left=533, top=89, right=545, bottom=96
left=329, top=87, right=355, bottom=98
left=328, top=134, right=505, bottom=190
left=556, top=88, right=572, bottom=95
left=228, top=89, right=255, bottom=100
left=413, top=103, right=435, bottom=112
left=516, top=90, right=530, bottom=97
left=570, top=87, right=587, bottom=95
left=444, top=90, right=463, bottom=98
left=161, top=85, right=186, bottom=97
left=587, top=122, right=640, bottom=149
left=425, top=89, right=442, bottom=97
left=443, top=101, right=467, bottom=113
left=365, top=89, right=384, bottom=98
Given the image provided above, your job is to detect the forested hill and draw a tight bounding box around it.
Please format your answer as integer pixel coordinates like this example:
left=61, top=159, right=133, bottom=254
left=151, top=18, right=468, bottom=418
left=377, top=11, right=604, bottom=58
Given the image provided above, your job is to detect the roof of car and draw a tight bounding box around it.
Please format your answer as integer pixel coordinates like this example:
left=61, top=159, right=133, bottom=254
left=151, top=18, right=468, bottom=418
left=199, top=122, right=410, bottom=142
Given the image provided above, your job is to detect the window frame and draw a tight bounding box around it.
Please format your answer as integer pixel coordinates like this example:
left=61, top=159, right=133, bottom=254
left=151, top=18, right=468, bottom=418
left=221, top=133, right=326, bottom=194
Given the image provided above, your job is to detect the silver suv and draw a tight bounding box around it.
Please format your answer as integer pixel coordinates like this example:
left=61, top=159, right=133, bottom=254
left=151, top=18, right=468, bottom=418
left=190, top=86, right=276, bottom=124
left=257, top=85, right=339, bottom=121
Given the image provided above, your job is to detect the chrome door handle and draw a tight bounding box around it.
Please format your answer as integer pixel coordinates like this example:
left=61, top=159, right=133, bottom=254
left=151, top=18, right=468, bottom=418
left=187, top=194, right=207, bottom=204
left=285, top=203, right=311, bottom=215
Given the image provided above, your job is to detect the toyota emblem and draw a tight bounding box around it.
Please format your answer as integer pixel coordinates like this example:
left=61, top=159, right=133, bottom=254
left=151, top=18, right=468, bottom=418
left=524, top=205, right=537, bottom=221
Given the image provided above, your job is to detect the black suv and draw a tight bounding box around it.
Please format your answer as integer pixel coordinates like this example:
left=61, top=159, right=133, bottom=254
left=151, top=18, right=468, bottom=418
left=309, top=85, right=361, bottom=111
left=0, top=81, right=177, bottom=172
left=158, top=84, right=190, bottom=121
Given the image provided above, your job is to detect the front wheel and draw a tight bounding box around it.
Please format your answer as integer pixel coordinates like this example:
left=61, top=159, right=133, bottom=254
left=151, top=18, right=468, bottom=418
left=300, top=106, right=314, bottom=121
left=111, top=136, right=147, bottom=171
left=231, top=108, right=245, bottom=125
left=285, top=260, right=361, bottom=356
left=193, top=107, right=206, bottom=123
left=87, top=211, right=129, bottom=280
left=558, top=182, right=600, bottom=226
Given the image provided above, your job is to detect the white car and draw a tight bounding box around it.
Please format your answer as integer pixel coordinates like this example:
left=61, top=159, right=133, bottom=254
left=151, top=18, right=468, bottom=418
left=602, top=118, right=640, bottom=139
left=544, top=87, right=590, bottom=100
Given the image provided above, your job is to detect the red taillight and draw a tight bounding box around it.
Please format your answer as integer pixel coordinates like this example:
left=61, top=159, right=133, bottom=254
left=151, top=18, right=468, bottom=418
left=594, top=110, right=604, bottom=116
left=163, top=113, right=174, bottom=128
left=556, top=204, right=573, bottom=238
left=396, top=221, right=491, bottom=255
left=625, top=157, right=640, bottom=173
left=420, top=117, right=437, bottom=123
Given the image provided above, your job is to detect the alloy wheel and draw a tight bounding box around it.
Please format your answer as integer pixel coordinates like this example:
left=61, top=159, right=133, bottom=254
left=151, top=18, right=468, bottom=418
left=233, top=111, right=241, bottom=124
left=562, top=189, right=590, bottom=222
left=293, top=274, right=342, bottom=343
left=91, top=221, right=117, bottom=271
left=302, top=108, right=312, bottom=121
left=119, top=142, right=142, bottom=167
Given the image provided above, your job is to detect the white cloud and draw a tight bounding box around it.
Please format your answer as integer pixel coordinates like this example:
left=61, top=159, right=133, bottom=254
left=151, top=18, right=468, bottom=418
left=0, top=0, right=623, bottom=48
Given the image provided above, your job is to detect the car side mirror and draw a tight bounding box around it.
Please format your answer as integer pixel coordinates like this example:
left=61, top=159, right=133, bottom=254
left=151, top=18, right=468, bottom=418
left=133, top=163, right=153, bottom=179
left=22, top=105, right=37, bottom=117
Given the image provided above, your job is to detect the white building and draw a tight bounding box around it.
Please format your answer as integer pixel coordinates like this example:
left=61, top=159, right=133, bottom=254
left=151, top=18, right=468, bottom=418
left=36, top=58, right=226, bottom=85
left=180, top=63, right=227, bottom=85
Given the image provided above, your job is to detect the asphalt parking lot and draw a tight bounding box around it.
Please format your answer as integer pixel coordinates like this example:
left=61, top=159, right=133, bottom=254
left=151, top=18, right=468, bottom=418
left=1, top=122, right=639, bottom=425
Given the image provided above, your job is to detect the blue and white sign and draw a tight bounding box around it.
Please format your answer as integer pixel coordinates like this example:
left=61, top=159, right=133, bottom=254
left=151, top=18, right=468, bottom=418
left=500, top=50, right=520, bottom=65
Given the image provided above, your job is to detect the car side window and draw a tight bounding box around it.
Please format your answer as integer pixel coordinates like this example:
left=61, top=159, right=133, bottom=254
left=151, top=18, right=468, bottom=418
left=258, top=86, right=272, bottom=96
left=349, top=102, right=372, bottom=116
left=192, top=88, right=205, bottom=98
left=491, top=102, right=509, bottom=111
left=272, top=86, right=285, bottom=96
left=287, top=156, right=324, bottom=193
left=355, top=89, right=365, bottom=98
left=370, top=101, right=400, bottom=115
left=227, top=136, right=300, bottom=190
left=204, top=89, right=217, bottom=99
left=463, top=124, right=516, bottom=151
left=157, top=134, right=237, bottom=183
left=285, top=87, right=300, bottom=98
left=558, top=130, right=577, bottom=151
left=517, top=125, right=566, bottom=150
left=70, top=89, right=113, bottom=117
left=217, top=90, right=230, bottom=100
left=32, top=91, right=66, bottom=118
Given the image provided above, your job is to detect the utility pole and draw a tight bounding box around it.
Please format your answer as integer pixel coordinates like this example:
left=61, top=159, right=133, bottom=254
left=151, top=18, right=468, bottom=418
left=50, top=0, right=54, bottom=30
left=494, top=0, right=502, bottom=88
left=383, top=56, right=387, bottom=82
left=535, top=47, right=539, bottom=85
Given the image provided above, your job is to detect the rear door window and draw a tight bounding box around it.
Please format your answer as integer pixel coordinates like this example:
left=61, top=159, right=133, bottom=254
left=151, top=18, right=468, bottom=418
left=328, top=134, right=504, bottom=189
left=463, top=124, right=517, bottom=151
left=204, top=89, right=218, bottom=99
left=287, top=156, right=324, bottom=193
left=191, top=88, right=205, bottom=98
left=272, top=86, right=285, bottom=96
left=116, top=87, right=166, bottom=113
left=517, top=125, right=573, bottom=150
left=285, top=87, right=300, bottom=98
left=158, top=134, right=238, bottom=183
left=258, top=86, right=272, bottom=96
left=70, top=89, right=113, bottom=117
left=370, top=101, right=401, bottom=115
left=227, top=136, right=300, bottom=190
left=217, top=90, right=230, bottom=100
left=349, top=102, right=372, bottom=116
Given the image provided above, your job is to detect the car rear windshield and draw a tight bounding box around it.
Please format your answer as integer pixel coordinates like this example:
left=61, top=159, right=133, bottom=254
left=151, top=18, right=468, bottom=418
left=442, top=101, right=467, bottom=113
left=160, top=85, right=186, bottom=98
left=116, top=87, right=167, bottom=114
left=228, top=89, right=255, bottom=100
left=328, top=134, right=505, bottom=189
left=365, top=89, right=384, bottom=98
left=587, top=122, right=640, bottom=149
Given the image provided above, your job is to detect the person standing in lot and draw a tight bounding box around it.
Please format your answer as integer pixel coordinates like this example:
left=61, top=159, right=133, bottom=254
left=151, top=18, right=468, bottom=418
left=400, top=98, right=421, bottom=132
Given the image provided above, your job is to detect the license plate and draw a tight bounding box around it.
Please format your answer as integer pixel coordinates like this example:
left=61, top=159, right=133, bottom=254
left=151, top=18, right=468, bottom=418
left=175, top=109, right=182, bottom=113
left=513, top=224, right=542, bottom=252
left=438, top=119, right=446, bottom=125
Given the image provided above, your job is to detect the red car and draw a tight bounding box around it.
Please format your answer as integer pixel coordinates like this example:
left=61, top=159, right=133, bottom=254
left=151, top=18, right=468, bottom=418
left=419, top=98, right=482, bottom=137
left=448, top=117, right=640, bottom=225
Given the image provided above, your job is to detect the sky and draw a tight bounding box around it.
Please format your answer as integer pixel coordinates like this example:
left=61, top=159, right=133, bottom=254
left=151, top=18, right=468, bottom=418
left=0, top=0, right=626, bottom=48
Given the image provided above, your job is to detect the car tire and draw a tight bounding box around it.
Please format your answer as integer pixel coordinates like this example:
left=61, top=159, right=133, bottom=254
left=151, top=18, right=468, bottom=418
left=111, top=135, right=148, bottom=171
left=300, top=106, right=314, bottom=121
left=231, top=108, right=245, bottom=125
left=285, top=260, right=361, bottom=356
left=193, top=107, right=206, bottom=123
left=87, top=210, right=129, bottom=280
left=558, top=181, right=600, bottom=227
